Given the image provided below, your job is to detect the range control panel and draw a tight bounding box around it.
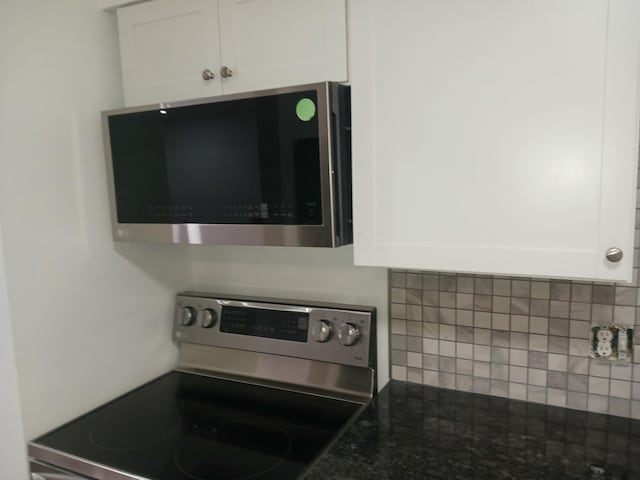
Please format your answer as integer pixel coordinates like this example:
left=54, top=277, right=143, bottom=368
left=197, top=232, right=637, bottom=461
left=174, top=292, right=376, bottom=368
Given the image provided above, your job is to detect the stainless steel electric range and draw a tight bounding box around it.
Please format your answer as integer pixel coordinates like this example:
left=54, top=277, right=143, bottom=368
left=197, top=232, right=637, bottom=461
left=29, top=292, right=376, bottom=480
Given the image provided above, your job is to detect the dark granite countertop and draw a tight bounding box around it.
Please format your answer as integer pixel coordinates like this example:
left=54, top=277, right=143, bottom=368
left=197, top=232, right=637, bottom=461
left=304, top=381, right=640, bottom=480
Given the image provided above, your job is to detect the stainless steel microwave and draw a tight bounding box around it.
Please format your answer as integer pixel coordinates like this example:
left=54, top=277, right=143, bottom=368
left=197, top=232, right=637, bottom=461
left=101, top=82, right=352, bottom=247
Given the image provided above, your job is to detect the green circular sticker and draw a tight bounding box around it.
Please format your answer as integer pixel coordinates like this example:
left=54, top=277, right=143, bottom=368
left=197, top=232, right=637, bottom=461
left=296, top=98, right=316, bottom=121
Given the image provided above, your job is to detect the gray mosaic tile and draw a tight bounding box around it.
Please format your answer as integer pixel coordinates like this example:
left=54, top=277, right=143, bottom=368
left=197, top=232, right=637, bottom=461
left=472, top=377, right=491, bottom=394
left=568, top=374, right=588, bottom=392
left=456, top=358, right=473, bottom=375
left=492, top=296, right=510, bottom=313
left=473, top=294, right=491, bottom=312
left=493, top=279, right=511, bottom=296
left=491, top=364, right=509, bottom=381
left=572, top=284, right=592, bottom=303
left=456, top=293, right=473, bottom=310
left=531, top=281, right=550, bottom=299
left=491, top=379, right=509, bottom=397
left=593, top=285, right=615, bottom=304
left=510, top=332, right=529, bottom=350
left=456, top=326, right=474, bottom=343
left=422, top=291, right=439, bottom=306
left=512, top=280, right=531, bottom=298
left=439, top=308, right=456, bottom=324
left=439, top=275, right=456, bottom=292
left=550, top=300, right=570, bottom=318
left=406, top=336, right=422, bottom=353
left=439, top=372, right=456, bottom=389
left=423, top=274, right=439, bottom=290
left=406, top=304, right=422, bottom=321
left=511, top=297, right=530, bottom=315
left=406, top=273, right=422, bottom=289
left=439, top=292, right=456, bottom=308
left=474, top=328, right=491, bottom=345
left=530, top=299, right=550, bottom=316
left=548, top=336, right=569, bottom=354
left=529, top=351, right=548, bottom=369
left=609, top=397, right=631, bottom=417
left=551, top=282, right=571, bottom=301
left=492, top=347, right=509, bottom=364
left=406, top=289, right=422, bottom=305
left=423, top=306, right=438, bottom=323
left=457, top=276, right=474, bottom=293
left=491, top=330, right=510, bottom=347
left=567, top=391, right=588, bottom=410
left=474, top=277, right=493, bottom=295
left=391, top=350, right=407, bottom=366
left=549, top=318, right=569, bottom=336
left=391, top=334, right=407, bottom=350
left=390, top=271, right=406, bottom=288
left=456, top=309, right=473, bottom=326
left=456, top=375, right=473, bottom=391
left=592, top=304, right=614, bottom=323
left=616, top=286, right=637, bottom=306
left=474, top=312, right=491, bottom=329
left=548, top=371, right=568, bottom=389
left=570, top=302, right=591, bottom=321
left=423, top=354, right=439, bottom=370
left=439, top=356, right=456, bottom=373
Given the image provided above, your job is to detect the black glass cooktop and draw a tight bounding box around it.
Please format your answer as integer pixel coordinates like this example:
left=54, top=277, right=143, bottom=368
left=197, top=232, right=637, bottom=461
left=32, top=371, right=362, bottom=480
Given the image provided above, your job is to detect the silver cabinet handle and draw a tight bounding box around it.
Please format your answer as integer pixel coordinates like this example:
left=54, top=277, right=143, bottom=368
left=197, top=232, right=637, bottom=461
left=220, top=66, right=233, bottom=78
left=606, top=247, right=623, bottom=262
left=202, top=68, right=216, bottom=81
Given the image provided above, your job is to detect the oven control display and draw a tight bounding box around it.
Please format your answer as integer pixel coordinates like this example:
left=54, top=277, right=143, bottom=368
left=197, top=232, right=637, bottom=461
left=220, top=306, right=309, bottom=342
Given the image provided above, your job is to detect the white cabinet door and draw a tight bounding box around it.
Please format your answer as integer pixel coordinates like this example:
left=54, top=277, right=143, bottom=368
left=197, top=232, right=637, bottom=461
left=217, top=0, right=347, bottom=94
left=350, top=0, right=640, bottom=282
left=117, top=0, right=347, bottom=105
left=117, top=0, right=222, bottom=105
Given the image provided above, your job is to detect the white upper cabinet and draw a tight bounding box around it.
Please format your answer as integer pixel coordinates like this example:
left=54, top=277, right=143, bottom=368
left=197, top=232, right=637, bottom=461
left=117, top=0, right=347, bottom=106
left=350, top=0, right=640, bottom=282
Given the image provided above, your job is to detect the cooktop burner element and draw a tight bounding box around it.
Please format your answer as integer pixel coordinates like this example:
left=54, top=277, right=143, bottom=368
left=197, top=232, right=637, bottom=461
left=174, top=419, right=292, bottom=480
left=29, top=293, right=376, bottom=480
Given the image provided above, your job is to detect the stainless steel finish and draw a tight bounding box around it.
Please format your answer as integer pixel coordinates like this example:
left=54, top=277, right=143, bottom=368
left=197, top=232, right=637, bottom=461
left=220, top=65, right=233, bottom=78
left=174, top=292, right=375, bottom=369
left=337, top=322, right=360, bottom=346
left=102, top=82, right=345, bottom=248
left=311, top=319, right=332, bottom=342
left=177, top=344, right=374, bottom=404
left=201, top=68, right=215, bottom=80
left=200, top=308, right=217, bottom=328
left=29, top=451, right=140, bottom=480
left=606, top=247, right=623, bottom=262
left=181, top=306, right=196, bottom=326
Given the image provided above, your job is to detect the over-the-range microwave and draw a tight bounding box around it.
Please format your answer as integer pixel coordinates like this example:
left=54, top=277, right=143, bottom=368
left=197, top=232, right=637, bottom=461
left=102, top=82, right=352, bottom=247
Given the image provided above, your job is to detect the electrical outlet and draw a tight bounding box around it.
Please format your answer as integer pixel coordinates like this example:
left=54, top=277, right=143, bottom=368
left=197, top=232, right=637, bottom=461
left=590, top=324, right=634, bottom=363
left=596, top=327, right=614, bottom=358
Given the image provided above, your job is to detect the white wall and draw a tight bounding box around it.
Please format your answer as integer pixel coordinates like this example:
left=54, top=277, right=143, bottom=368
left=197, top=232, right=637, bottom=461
left=0, top=4, right=389, bottom=473
left=191, top=245, right=389, bottom=387
left=0, top=227, right=29, bottom=480
left=0, top=0, right=192, bottom=442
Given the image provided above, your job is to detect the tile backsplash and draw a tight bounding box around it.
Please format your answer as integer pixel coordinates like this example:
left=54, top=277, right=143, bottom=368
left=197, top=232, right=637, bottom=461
left=389, top=269, right=640, bottom=419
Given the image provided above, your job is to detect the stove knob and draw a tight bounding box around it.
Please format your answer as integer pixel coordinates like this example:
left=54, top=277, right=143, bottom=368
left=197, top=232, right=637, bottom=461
left=181, top=306, right=197, bottom=326
left=201, top=308, right=217, bottom=328
left=338, top=323, right=360, bottom=346
left=311, top=320, right=332, bottom=342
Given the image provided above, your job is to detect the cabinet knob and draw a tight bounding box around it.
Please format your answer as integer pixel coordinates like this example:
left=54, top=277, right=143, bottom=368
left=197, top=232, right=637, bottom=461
left=202, top=69, right=216, bottom=81
left=606, top=247, right=623, bottom=263
left=220, top=66, right=233, bottom=78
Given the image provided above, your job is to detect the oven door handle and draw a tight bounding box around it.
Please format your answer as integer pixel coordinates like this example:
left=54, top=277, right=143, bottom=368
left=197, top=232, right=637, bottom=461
left=32, top=474, right=83, bottom=480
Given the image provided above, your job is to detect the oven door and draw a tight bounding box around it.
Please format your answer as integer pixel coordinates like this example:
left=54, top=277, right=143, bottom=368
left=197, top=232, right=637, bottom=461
left=30, top=460, right=92, bottom=480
